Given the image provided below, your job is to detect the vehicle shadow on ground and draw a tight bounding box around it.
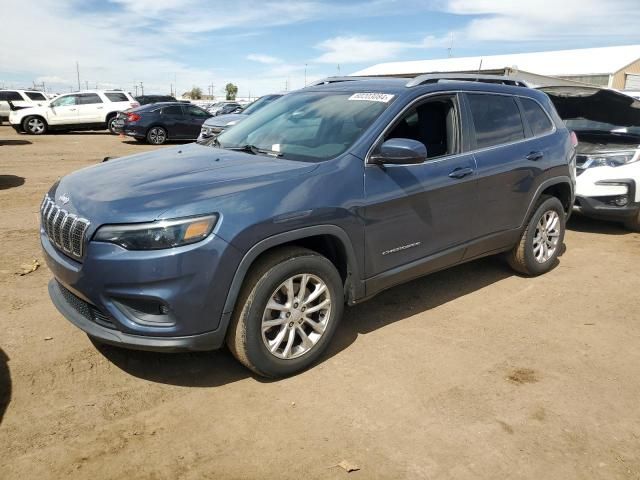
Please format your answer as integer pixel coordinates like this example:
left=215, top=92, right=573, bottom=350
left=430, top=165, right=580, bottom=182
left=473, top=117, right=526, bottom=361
left=0, top=348, right=11, bottom=425
left=0, top=140, right=32, bottom=146
left=97, top=256, right=515, bottom=387
left=121, top=140, right=193, bottom=146
left=0, top=175, right=25, bottom=190
left=50, top=131, right=112, bottom=136
left=567, top=215, right=630, bottom=235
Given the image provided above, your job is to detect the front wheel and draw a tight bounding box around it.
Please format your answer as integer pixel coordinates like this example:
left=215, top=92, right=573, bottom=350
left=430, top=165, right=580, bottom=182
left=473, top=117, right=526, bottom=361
left=227, top=247, right=344, bottom=378
left=146, top=126, right=167, bottom=145
left=22, top=116, right=47, bottom=135
left=508, top=196, right=566, bottom=276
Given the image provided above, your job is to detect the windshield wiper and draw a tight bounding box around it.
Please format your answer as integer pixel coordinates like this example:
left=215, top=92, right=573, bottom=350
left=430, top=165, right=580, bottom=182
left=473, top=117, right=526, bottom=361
left=225, top=144, right=283, bottom=157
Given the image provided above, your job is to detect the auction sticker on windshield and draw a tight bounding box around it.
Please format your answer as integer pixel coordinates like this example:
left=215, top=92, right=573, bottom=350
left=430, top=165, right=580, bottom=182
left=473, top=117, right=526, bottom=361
left=348, top=93, right=395, bottom=103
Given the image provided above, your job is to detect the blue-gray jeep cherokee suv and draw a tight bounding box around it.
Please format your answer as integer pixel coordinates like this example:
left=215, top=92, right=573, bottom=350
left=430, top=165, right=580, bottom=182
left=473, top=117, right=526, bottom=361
left=42, top=75, right=575, bottom=377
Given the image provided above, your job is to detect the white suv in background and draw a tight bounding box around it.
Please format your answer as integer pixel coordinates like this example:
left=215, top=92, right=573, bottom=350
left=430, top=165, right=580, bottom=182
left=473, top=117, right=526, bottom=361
left=9, top=90, right=139, bottom=135
left=0, top=90, right=49, bottom=124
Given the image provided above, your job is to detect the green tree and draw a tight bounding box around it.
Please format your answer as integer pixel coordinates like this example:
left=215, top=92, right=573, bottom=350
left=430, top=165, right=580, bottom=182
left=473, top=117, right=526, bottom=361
left=225, top=83, right=238, bottom=100
left=189, top=86, right=203, bottom=99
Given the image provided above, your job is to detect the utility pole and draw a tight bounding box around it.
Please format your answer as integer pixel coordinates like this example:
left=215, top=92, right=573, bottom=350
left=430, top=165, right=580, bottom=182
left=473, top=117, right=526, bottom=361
left=447, top=32, right=454, bottom=58
left=139, top=81, right=144, bottom=96
left=304, top=64, right=307, bottom=86
left=76, top=61, right=81, bottom=91
left=85, top=80, right=89, bottom=90
left=134, top=83, right=138, bottom=96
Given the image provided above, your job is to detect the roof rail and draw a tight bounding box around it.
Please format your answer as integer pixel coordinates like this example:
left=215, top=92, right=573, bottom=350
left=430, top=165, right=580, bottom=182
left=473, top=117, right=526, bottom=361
left=307, top=76, right=389, bottom=87
left=406, top=74, right=529, bottom=88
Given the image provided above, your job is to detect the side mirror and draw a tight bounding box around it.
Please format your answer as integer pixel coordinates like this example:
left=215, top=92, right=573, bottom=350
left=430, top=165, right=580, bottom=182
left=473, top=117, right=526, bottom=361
left=370, top=138, right=427, bottom=165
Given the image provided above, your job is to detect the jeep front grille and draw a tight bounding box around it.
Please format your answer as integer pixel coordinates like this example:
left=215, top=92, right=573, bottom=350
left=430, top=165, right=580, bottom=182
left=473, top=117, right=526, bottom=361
left=41, top=195, right=90, bottom=260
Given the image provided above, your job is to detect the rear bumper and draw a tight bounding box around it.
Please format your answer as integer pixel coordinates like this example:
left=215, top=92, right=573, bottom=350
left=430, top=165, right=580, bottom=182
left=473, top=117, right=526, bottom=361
left=49, top=280, right=227, bottom=351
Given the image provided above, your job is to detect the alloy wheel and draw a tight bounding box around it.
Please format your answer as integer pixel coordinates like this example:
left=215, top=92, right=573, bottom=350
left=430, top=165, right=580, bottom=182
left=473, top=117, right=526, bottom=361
left=533, top=210, right=560, bottom=263
left=261, top=273, right=332, bottom=360
left=148, top=127, right=166, bottom=144
left=27, top=118, right=45, bottom=134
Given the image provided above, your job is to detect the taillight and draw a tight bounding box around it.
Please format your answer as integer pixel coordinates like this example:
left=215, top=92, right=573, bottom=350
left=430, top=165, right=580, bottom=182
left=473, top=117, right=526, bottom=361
left=127, top=113, right=141, bottom=122
left=570, top=131, right=578, bottom=148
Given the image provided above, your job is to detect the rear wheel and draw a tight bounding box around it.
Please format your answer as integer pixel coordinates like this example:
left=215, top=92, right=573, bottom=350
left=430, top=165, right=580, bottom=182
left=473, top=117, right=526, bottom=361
left=22, top=116, right=47, bottom=135
left=107, top=115, right=118, bottom=134
left=624, top=210, right=640, bottom=232
left=227, top=247, right=344, bottom=378
left=146, top=126, right=167, bottom=145
left=508, top=196, right=565, bottom=276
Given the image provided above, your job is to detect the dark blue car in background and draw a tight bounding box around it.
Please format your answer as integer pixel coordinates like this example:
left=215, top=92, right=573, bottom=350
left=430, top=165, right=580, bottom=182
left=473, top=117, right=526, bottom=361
left=114, top=102, right=212, bottom=144
left=41, top=75, right=575, bottom=378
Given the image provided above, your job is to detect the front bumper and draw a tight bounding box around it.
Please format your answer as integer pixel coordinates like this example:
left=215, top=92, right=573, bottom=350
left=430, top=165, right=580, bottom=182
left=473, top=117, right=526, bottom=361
left=573, top=178, right=639, bottom=220
left=49, top=280, right=225, bottom=351
left=43, top=228, right=242, bottom=351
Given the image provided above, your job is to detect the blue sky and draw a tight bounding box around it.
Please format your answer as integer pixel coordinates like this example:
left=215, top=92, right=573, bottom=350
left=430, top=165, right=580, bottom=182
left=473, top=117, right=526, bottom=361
left=2, top=0, right=640, bottom=97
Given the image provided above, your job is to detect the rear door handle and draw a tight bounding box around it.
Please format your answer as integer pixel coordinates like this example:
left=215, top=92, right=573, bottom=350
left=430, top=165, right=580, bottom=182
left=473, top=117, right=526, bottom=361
left=526, top=151, right=544, bottom=161
left=448, top=167, right=474, bottom=179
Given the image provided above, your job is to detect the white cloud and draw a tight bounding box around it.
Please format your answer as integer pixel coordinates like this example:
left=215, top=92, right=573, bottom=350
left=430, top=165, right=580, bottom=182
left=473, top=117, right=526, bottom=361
left=442, top=0, right=640, bottom=44
left=313, top=35, right=448, bottom=64
left=247, top=54, right=282, bottom=65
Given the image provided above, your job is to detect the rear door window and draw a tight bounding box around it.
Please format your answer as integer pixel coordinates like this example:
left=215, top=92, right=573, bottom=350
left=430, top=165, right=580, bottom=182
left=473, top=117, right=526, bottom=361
left=467, top=93, right=525, bottom=149
left=520, top=97, right=554, bottom=136
left=77, top=93, right=103, bottom=105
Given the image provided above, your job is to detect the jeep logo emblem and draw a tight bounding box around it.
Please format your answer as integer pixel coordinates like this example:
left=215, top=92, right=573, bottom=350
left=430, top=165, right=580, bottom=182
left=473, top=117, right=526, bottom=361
left=59, top=193, right=70, bottom=205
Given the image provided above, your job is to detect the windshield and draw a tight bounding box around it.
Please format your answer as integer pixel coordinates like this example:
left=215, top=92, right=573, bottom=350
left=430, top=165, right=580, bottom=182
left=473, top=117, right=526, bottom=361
left=213, top=91, right=393, bottom=162
left=242, top=95, right=282, bottom=115
left=565, top=119, right=640, bottom=136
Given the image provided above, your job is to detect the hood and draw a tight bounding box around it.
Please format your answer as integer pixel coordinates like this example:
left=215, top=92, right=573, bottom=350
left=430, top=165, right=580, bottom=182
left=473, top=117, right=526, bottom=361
left=540, top=86, right=640, bottom=127
left=52, top=143, right=318, bottom=227
left=203, top=113, right=247, bottom=128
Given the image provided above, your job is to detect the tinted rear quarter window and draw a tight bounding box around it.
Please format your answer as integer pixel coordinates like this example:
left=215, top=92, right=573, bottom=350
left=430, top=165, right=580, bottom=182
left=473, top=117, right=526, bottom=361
left=467, top=93, right=524, bottom=149
left=105, top=92, right=128, bottom=102
left=25, top=92, right=47, bottom=101
left=520, top=97, right=554, bottom=136
left=0, top=91, right=23, bottom=101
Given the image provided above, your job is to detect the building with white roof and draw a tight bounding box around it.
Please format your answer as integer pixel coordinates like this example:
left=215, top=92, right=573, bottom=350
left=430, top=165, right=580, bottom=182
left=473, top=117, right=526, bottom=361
left=352, top=45, right=640, bottom=89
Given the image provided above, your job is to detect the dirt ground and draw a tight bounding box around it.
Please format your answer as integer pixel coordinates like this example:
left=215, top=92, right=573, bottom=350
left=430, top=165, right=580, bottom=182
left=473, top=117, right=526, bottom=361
left=0, top=125, right=639, bottom=480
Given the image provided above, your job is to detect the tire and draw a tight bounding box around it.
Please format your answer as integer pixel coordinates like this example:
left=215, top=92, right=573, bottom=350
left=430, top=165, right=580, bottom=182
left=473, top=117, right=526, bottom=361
left=624, top=210, right=640, bottom=232
left=226, top=247, right=344, bottom=378
left=508, top=195, right=566, bottom=276
left=22, top=116, right=47, bottom=135
left=146, top=126, right=167, bottom=145
left=107, top=115, right=118, bottom=135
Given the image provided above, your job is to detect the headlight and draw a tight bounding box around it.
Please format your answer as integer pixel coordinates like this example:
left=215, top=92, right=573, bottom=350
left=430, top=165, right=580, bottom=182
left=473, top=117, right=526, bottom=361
left=582, top=150, right=639, bottom=168
left=94, top=214, right=218, bottom=250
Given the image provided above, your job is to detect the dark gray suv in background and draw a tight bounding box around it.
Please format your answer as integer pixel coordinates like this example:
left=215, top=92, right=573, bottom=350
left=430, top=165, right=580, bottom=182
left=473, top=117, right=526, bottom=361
left=42, top=75, right=575, bottom=377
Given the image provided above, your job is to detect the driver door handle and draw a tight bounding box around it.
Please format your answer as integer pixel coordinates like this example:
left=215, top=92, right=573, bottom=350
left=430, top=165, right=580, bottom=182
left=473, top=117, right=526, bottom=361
left=448, top=167, right=474, bottom=179
left=526, top=151, right=544, bottom=161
